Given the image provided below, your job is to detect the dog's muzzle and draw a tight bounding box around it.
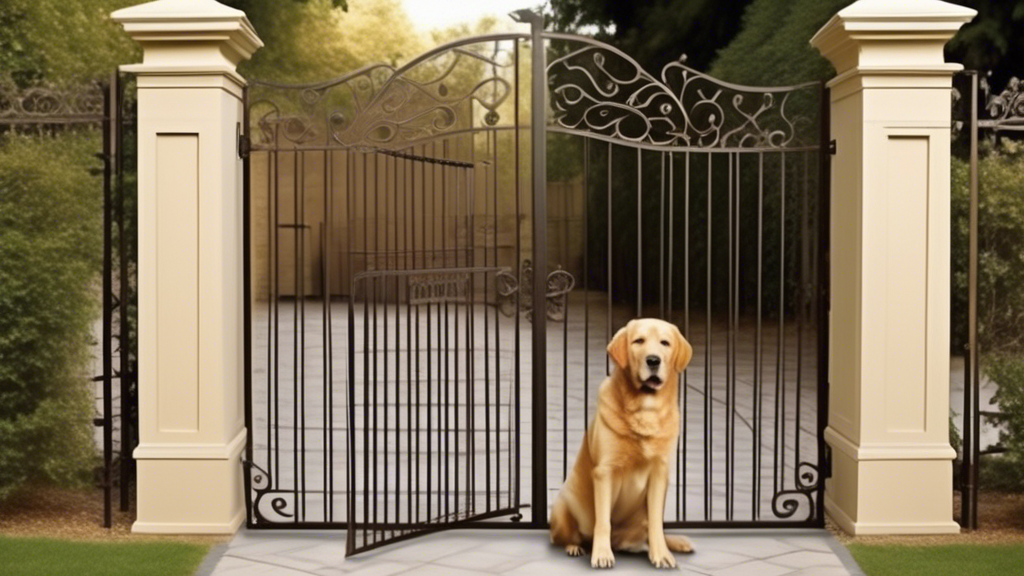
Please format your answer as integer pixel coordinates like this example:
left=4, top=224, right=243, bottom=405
left=641, top=355, right=665, bottom=392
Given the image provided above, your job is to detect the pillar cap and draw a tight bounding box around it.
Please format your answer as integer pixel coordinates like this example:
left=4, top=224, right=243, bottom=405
left=811, top=0, right=975, bottom=81
left=112, top=0, right=263, bottom=68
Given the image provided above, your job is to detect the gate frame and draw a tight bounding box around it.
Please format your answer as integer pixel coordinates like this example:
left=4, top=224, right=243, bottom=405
left=238, top=12, right=831, bottom=540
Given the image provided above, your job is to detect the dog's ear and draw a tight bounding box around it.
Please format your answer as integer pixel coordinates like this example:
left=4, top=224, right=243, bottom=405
left=607, top=323, right=631, bottom=370
left=672, top=325, right=693, bottom=372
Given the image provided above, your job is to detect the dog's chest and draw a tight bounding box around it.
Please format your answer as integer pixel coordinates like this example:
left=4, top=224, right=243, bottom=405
left=627, top=396, right=671, bottom=439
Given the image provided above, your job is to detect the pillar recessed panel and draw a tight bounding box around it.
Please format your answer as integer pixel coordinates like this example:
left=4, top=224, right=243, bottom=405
left=156, top=133, right=200, bottom=433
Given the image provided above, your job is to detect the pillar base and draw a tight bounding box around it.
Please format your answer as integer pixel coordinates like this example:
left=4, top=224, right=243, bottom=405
left=824, top=428, right=959, bottom=536
left=132, top=429, right=246, bottom=534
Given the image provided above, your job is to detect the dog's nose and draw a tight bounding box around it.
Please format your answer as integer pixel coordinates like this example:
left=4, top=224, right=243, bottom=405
left=646, top=355, right=661, bottom=368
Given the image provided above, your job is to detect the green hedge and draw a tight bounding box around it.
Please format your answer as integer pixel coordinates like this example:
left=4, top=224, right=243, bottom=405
left=0, top=133, right=103, bottom=501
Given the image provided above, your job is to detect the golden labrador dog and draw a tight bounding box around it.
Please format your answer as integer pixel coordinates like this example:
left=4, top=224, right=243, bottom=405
left=550, top=318, right=694, bottom=569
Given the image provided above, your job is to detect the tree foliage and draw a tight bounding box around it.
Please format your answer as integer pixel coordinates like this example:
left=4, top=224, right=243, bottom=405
left=224, top=0, right=425, bottom=84
left=710, top=0, right=849, bottom=85
left=0, top=0, right=138, bottom=86
left=711, top=0, right=1024, bottom=87
left=547, top=0, right=755, bottom=74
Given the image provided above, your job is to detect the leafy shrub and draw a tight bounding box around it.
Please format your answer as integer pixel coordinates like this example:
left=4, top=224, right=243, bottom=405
left=951, top=144, right=1024, bottom=354
left=980, top=355, right=1024, bottom=492
left=0, top=133, right=103, bottom=501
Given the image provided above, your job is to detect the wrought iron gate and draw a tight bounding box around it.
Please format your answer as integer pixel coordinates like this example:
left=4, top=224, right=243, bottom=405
left=242, top=11, right=829, bottom=554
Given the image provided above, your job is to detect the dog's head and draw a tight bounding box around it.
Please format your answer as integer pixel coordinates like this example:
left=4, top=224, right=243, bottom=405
left=607, top=318, right=693, bottom=393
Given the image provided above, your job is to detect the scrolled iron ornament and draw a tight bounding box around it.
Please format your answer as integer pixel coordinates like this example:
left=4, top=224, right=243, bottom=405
left=794, top=461, right=821, bottom=492
left=495, top=269, right=520, bottom=318
left=248, top=39, right=517, bottom=151
left=546, top=38, right=818, bottom=150
left=984, top=75, right=1024, bottom=125
left=770, top=489, right=815, bottom=521
left=244, top=460, right=296, bottom=524
left=0, top=83, right=105, bottom=122
left=498, top=260, right=575, bottom=322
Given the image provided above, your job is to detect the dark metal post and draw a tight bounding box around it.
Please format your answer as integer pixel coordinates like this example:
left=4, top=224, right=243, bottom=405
left=101, top=78, right=114, bottom=529
left=961, top=71, right=980, bottom=530
left=242, top=85, right=255, bottom=527
left=513, top=8, right=549, bottom=528
left=815, top=84, right=832, bottom=526
left=115, top=71, right=132, bottom=514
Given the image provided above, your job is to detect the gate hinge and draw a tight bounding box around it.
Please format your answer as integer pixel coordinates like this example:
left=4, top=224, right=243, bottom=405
left=238, top=132, right=251, bottom=159
left=828, top=139, right=837, bottom=155
left=825, top=445, right=833, bottom=479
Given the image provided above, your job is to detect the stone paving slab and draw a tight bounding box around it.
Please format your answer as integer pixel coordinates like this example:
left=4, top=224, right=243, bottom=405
left=201, top=529, right=864, bottom=576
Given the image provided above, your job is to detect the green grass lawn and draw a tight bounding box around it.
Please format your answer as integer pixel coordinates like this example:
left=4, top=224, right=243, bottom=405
left=0, top=536, right=211, bottom=576
left=848, top=543, right=1024, bottom=576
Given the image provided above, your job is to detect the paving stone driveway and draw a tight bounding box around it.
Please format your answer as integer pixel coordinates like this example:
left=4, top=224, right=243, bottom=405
left=200, top=529, right=863, bottom=576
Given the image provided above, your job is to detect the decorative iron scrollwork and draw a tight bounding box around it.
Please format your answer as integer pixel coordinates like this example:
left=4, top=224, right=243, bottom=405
left=953, top=73, right=1024, bottom=135
left=244, top=460, right=295, bottom=525
left=496, top=260, right=575, bottom=322
left=249, top=39, right=517, bottom=151
left=766, top=461, right=821, bottom=522
left=0, top=82, right=105, bottom=123
left=408, top=272, right=469, bottom=305
left=984, top=75, right=1024, bottom=127
left=546, top=38, right=819, bottom=150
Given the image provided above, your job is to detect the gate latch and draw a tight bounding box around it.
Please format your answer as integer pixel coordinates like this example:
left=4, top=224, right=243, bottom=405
left=828, top=139, right=837, bottom=155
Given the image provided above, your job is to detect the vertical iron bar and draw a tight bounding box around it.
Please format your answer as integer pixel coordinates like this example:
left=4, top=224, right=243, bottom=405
left=101, top=78, right=113, bottom=529
left=704, top=153, right=712, bottom=520
left=274, top=150, right=281, bottom=485
left=607, top=142, right=612, bottom=376
left=668, top=151, right=677, bottom=519
left=241, top=84, right=253, bottom=525
left=327, top=149, right=334, bottom=523
left=513, top=40, right=522, bottom=514
left=795, top=152, right=808, bottom=489
left=637, top=148, right=642, bottom=316
left=267, top=148, right=276, bottom=518
left=963, top=72, right=980, bottom=530
left=726, top=153, right=733, bottom=521
left=527, top=12, right=548, bottom=528
left=115, top=71, right=132, bottom=514
left=583, top=138, right=590, bottom=432
left=299, top=152, right=307, bottom=522
left=406, top=155, right=414, bottom=525
left=683, top=151, right=690, bottom=521
left=774, top=152, right=786, bottom=498
left=322, top=153, right=329, bottom=523
left=293, top=152, right=300, bottom=524
left=660, top=152, right=666, bottom=318
left=815, top=84, right=832, bottom=526
left=755, top=152, right=764, bottom=520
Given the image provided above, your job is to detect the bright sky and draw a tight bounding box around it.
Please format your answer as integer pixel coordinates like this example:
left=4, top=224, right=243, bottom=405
left=400, top=0, right=538, bottom=32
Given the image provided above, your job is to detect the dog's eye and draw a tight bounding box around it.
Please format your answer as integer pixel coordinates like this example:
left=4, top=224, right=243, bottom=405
left=633, top=338, right=645, bottom=345
left=661, top=340, right=670, bottom=347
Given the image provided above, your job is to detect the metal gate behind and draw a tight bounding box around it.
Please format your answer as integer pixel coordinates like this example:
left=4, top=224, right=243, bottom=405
left=243, top=12, right=828, bottom=553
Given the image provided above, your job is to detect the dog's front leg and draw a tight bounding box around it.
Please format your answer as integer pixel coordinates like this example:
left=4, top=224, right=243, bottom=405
left=646, top=460, right=676, bottom=568
left=590, top=466, right=615, bottom=568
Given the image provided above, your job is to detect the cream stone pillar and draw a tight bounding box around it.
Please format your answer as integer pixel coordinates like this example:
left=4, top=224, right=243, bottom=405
left=112, top=0, right=262, bottom=534
left=811, top=0, right=974, bottom=535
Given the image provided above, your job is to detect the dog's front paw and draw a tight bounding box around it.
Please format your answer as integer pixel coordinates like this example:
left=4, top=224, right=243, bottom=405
left=649, top=546, right=676, bottom=569
left=566, top=544, right=584, bottom=557
left=591, top=543, right=615, bottom=568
